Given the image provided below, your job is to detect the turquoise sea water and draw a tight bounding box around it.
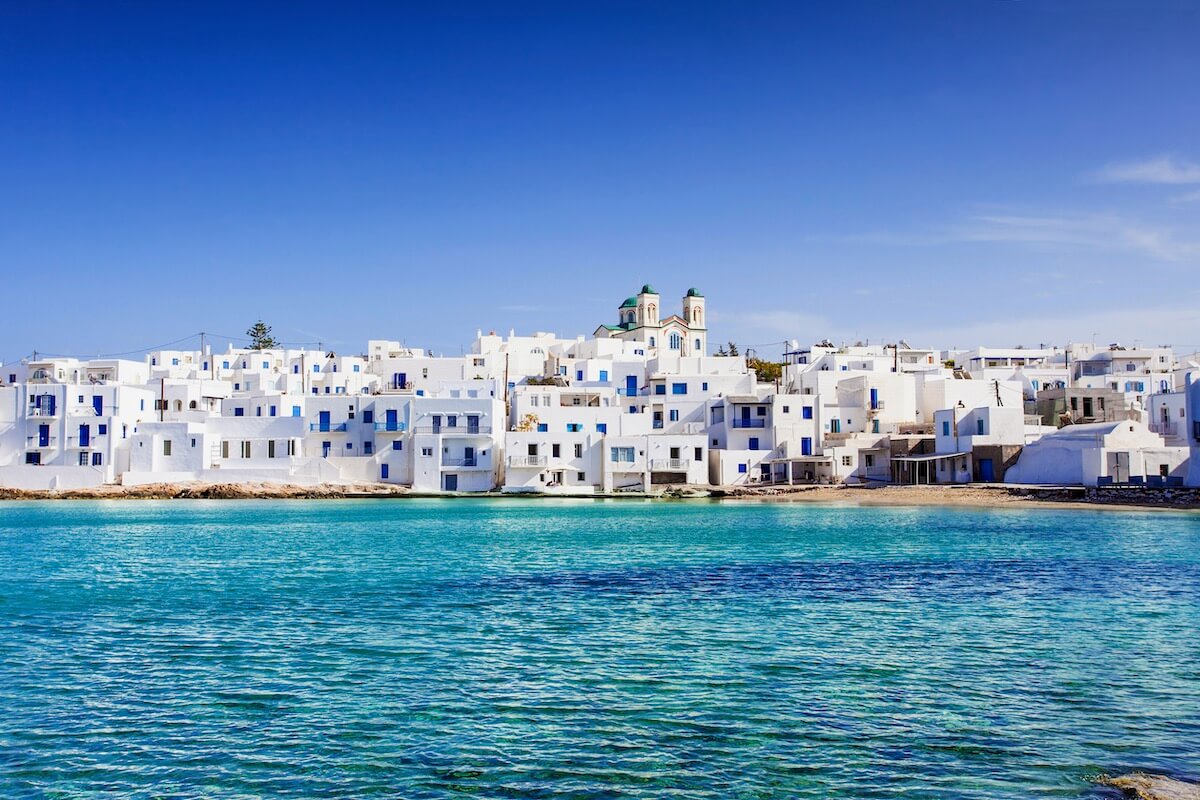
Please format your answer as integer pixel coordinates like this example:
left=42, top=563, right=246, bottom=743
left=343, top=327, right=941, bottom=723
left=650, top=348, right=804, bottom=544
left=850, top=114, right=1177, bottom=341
left=0, top=499, right=1197, bottom=799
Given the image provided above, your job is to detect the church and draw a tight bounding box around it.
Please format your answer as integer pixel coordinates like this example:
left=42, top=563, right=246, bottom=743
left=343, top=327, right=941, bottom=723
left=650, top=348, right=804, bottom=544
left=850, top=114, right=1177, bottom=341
left=594, top=284, right=708, bottom=357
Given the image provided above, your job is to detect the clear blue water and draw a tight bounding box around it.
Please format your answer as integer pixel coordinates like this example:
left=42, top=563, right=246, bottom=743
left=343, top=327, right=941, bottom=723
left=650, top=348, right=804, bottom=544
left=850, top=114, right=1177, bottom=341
left=0, top=499, right=1197, bottom=799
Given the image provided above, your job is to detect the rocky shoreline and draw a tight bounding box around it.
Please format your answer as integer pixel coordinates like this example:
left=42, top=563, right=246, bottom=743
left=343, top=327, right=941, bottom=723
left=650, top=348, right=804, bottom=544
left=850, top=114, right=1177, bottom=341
left=1098, top=772, right=1200, bottom=800
left=0, top=481, right=1197, bottom=510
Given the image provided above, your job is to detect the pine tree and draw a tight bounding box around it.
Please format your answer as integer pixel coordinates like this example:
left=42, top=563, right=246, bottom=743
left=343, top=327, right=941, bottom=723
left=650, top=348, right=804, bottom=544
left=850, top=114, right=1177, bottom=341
left=246, top=320, right=278, bottom=350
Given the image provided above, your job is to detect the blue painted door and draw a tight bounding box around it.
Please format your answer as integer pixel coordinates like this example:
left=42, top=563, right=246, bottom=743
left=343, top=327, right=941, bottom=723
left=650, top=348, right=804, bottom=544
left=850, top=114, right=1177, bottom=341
left=79, top=424, right=90, bottom=447
left=385, top=409, right=398, bottom=431
left=464, top=446, right=475, bottom=466
left=467, top=415, right=479, bottom=433
left=444, top=474, right=458, bottom=491
left=870, top=388, right=879, bottom=410
left=625, top=375, right=637, bottom=396
left=979, top=458, right=995, bottom=482
left=322, top=441, right=331, bottom=457
left=318, top=411, right=330, bottom=432
left=801, top=437, right=812, bottom=456
left=380, top=464, right=389, bottom=480
left=740, top=406, right=751, bottom=423
left=92, top=395, right=103, bottom=416
left=38, top=424, right=50, bottom=447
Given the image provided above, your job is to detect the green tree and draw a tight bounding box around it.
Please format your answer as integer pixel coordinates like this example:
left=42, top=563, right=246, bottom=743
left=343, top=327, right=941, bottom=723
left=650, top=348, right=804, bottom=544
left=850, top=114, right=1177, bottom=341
left=246, top=320, right=279, bottom=349
left=748, top=356, right=784, bottom=383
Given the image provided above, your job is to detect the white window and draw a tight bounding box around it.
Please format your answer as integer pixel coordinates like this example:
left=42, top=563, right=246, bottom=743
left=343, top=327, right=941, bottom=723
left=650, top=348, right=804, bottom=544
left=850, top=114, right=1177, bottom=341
left=422, top=447, right=433, bottom=457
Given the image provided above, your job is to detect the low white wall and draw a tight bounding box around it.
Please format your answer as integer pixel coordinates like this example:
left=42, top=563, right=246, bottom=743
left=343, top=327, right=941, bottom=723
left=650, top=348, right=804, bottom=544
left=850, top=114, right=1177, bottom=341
left=0, top=465, right=107, bottom=491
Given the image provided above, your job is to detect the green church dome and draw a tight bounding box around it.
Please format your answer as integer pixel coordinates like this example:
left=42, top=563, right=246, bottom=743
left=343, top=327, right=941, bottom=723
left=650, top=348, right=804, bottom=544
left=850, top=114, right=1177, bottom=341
left=640, top=284, right=657, bottom=295
left=619, top=296, right=638, bottom=308
left=686, top=288, right=703, bottom=297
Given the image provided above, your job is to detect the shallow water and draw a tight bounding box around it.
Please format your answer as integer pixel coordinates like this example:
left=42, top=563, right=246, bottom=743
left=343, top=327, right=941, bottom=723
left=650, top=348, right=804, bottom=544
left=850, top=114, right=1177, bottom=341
left=0, top=499, right=1197, bottom=798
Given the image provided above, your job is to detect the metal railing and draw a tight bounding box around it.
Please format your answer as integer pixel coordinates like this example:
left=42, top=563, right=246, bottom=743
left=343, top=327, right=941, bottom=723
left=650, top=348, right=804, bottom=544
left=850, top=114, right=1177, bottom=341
left=413, top=424, right=490, bottom=435
left=650, top=458, right=689, bottom=471
left=373, top=422, right=407, bottom=432
left=1149, top=421, right=1178, bottom=436
left=26, top=436, right=57, bottom=448
left=508, top=454, right=548, bottom=468
left=731, top=418, right=765, bottom=428
left=309, top=422, right=349, bottom=432
left=26, top=407, right=59, bottom=418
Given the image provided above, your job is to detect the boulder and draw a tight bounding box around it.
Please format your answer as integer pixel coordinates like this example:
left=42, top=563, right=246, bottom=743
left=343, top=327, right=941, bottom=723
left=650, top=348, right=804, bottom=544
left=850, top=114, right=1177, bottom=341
left=1099, top=773, right=1200, bottom=800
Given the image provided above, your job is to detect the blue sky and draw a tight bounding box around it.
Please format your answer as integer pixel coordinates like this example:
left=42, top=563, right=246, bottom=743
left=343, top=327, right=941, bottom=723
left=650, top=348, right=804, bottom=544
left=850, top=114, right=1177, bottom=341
left=2, top=1, right=1198, bottom=362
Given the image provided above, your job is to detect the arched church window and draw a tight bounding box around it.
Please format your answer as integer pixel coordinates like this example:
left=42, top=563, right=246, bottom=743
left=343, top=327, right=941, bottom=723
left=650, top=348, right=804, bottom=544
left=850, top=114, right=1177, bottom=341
left=670, top=332, right=682, bottom=350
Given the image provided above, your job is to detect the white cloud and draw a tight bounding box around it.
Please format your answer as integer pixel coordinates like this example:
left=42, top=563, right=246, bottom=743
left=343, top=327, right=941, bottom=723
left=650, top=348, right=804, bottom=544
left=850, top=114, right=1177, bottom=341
left=1170, top=189, right=1200, bottom=205
left=1090, top=156, right=1200, bottom=185
left=947, top=212, right=1200, bottom=262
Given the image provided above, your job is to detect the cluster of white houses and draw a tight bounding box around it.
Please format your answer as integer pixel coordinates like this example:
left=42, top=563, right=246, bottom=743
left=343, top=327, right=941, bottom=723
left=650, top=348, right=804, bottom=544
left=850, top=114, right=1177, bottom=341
left=3, top=284, right=1200, bottom=492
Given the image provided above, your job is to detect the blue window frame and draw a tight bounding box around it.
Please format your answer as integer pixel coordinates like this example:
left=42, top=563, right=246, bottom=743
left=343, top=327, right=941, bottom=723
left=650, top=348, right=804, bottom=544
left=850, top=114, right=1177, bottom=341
left=576, top=370, right=584, bottom=381
left=655, top=385, right=666, bottom=395
left=364, top=441, right=373, bottom=455
left=392, top=440, right=403, bottom=451
left=353, top=364, right=360, bottom=372
left=98, top=424, right=107, bottom=435
left=749, top=437, right=759, bottom=451
left=976, top=418, right=984, bottom=434
left=567, top=423, right=583, bottom=432
left=672, top=383, right=687, bottom=395
left=222, top=361, right=230, bottom=369
left=269, top=405, right=277, bottom=417
left=261, top=361, right=268, bottom=369
left=702, top=382, right=708, bottom=391
left=363, top=410, right=374, bottom=424
left=234, top=407, right=244, bottom=417
left=381, top=464, right=389, bottom=480
left=292, top=405, right=301, bottom=417
left=599, top=370, right=608, bottom=382
left=738, top=463, right=747, bottom=474
left=669, top=409, right=679, bottom=422
left=942, top=421, right=951, bottom=436
left=596, top=423, right=607, bottom=433
left=537, top=423, right=548, bottom=432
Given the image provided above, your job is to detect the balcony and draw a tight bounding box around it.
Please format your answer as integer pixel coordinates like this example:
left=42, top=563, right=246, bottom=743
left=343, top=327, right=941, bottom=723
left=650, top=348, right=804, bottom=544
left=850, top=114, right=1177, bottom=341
left=443, top=457, right=480, bottom=468
left=309, top=422, right=349, bottom=432
left=869, top=400, right=886, bottom=411
left=1149, top=421, right=1178, bottom=437
left=373, top=422, right=407, bottom=432
left=26, top=436, right=58, bottom=448
left=731, top=418, right=766, bottom=429
left=413, top=424, right=491, bottom=435
left=26, top=406, right=58, bottom=418
left=508, top=454, right=548, bottom=468
left=651, top=458, right=689, bottom=471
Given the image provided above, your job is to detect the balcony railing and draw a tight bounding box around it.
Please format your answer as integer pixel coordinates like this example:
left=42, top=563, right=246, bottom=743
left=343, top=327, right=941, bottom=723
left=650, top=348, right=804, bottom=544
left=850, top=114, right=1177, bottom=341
left=26, top=407, right=58, bottom=418
left=731, top=418, right=766, bottom=428
left=443, top=457, right=479, bottom=467
left=309, top=422, right=349, bottom=432
left=651, top=458, right=689, bottom=471
left=373, top=422, right=407, bottom=432
left=1149, top=421, right=1178, bottom=437
left=413, top=424, right=491, bottom=435
left=869, top=400, right=886, bottom=411
left=26, top=436, right=58, bottom=448
left=508, top=454, right=548, bottom=468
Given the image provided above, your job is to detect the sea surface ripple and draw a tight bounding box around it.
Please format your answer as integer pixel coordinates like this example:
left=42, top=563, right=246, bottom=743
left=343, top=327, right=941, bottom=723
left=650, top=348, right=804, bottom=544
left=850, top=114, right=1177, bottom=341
left=0, top=499, right=1197, bottom=798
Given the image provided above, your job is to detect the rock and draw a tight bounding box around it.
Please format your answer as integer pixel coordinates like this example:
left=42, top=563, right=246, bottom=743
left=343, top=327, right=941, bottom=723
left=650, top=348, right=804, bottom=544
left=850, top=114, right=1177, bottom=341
left=1099, top=772, right=1200, bottom=800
